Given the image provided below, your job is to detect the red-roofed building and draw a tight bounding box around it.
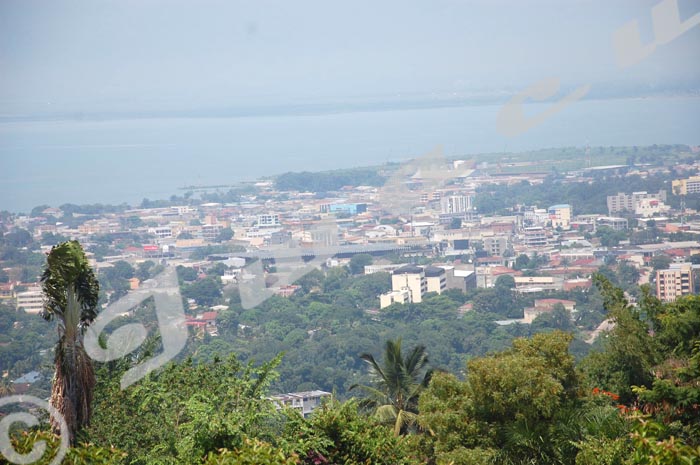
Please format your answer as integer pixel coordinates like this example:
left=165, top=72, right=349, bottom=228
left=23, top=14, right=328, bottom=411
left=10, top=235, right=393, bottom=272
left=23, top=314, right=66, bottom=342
left=564, top=278, right=592, bottom=291
left=185, top=312, right=219, bottom=336
left=275, top=285, right=301, bottom=298
left=663, top=248, right=688, bottom=259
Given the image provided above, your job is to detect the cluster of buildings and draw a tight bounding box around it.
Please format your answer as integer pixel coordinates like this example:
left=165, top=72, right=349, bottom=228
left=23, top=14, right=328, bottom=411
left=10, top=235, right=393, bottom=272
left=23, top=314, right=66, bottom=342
left=2, top=156, right=700, bottom=322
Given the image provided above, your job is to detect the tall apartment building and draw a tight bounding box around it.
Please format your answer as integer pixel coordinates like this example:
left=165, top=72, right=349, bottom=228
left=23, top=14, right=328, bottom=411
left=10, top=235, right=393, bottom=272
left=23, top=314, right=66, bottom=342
left=440, top=195, right=472, bottom=214
left=672, top=176, right=700, bottom=195
left=656, top=263, right=696, bottom=302
left=424, top=266, right=447, bottom=294
left=390, top=265, right=427, bottom=303
left=606, top=190, right=667, bottom=215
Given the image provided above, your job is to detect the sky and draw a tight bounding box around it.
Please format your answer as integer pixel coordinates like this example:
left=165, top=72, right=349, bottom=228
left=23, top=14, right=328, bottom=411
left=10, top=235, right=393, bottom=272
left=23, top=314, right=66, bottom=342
left=0, top=0, right=699, bottom=117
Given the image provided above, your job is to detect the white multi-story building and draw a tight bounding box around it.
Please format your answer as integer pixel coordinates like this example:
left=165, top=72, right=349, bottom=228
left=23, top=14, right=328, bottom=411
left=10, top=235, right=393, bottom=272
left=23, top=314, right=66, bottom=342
left=440, top=195, right=472, bottom=214
left=635, top=198, right=670, bottom=217
left=424, top=266, right=447, bottom=294
left=606, top=191, right=667, bottom=215
left=391, top=265, right=427, bottom=303
left=523, top=208, right=549, bottom=227
left=258, top=214, right=281, bottom=227
left=148, top=226, right=173, bottom=239
left=15, top=286, right=43, bottom=314
left=380, top=288, right=412, bottom=308
left=270, top=390, right=331, bottom=418
left=380, top=265, right=447, bottom=308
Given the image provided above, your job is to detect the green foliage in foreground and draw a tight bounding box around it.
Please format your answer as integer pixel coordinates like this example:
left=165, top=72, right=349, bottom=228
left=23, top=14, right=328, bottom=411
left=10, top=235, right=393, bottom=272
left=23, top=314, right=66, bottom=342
left=86, top=354, right=283, bottom=464
left=3, top=277, right=700, bottom=465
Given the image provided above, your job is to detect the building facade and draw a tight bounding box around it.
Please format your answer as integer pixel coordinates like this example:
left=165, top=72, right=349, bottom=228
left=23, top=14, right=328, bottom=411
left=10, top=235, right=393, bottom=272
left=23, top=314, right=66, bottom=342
left=548, top=204, right=572, bottom=229
left=15, top=286, right=43, bottom=314
left=440, top=195, right=472, bottom=214
left=270, top=390, right=331, bottom=418
left=606, top=190, right=667, bottom=215
left=391, top=265, right=427, bottom=303
left=656, top=263, right=696, bottom=302
left=672, top=176, right=700, bottom=195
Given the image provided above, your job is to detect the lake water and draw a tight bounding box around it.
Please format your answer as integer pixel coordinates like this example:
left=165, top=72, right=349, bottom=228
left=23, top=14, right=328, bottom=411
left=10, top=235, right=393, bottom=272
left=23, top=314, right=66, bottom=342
left=1, top=96, right=699, bottom=213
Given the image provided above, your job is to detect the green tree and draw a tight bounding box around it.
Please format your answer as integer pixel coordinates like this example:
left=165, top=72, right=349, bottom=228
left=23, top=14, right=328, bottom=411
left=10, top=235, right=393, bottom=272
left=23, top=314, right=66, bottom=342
left=281, top=399, right=416, bottom=465
left=40, top=241, right=100, bottom=444
left=514, top=254, right=530, bottom=270
left=3, top=228, right=32, bottom=248
left=596, top=226, right=626, bottom=247
left=177, top=265, right=199, bottom=282
left=581, top=275, right=660, bottom=404
left=87, top=354, right=282, bottom=464
left=348, top=253, right=373, bottom=275
left=103, top=260, right=134, bottom=281
left=650, top=255, right=672, bottom=271
left=419, top=331, right=581, bottom=465
left=215, top=227, right=234, bottom=243
left=494, top=274, right=516, bottom=290
left=183, top=277, right=223, bottom=306
left=350, top=338, right=432, bottom=435
left=449, top=217, right=462, bottom=230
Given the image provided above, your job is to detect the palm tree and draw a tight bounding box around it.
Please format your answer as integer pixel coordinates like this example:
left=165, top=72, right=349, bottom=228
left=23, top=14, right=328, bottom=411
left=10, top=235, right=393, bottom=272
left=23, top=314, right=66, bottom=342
left=0, top=377, right=14, bottom=396
left=40, top=241, right=100, bottom=444
left=350, top=338, right=432, bottom=435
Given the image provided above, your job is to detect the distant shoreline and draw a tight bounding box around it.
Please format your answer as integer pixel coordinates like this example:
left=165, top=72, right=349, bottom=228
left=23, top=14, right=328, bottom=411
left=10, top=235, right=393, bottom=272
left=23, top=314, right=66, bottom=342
left=1, top=93, right=699, bottom=125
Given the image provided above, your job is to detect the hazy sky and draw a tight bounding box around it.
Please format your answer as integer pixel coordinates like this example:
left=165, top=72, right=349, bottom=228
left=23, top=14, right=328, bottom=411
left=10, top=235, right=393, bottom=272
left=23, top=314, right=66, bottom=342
left=1, top=0, right=699, bottom=116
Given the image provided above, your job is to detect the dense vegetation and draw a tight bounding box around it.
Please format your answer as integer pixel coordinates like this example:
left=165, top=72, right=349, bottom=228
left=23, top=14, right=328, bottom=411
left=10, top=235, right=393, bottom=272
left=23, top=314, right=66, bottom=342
left=179, top=266, right=611, bottom=396
left=275, top=167, right=387, bottom=192
left=3, top=276, right=699, bottom=464
left=474, top=172, right=699, bottom=216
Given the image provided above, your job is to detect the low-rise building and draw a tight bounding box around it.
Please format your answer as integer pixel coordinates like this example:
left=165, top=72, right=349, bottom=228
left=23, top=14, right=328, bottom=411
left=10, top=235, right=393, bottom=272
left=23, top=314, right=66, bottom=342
left=270, top=390, right=331, bottom=417
left=523, top=227, right=548, bottom=247
left=596, top=217, right=628, bottom=231
left=15, top=286, right=43, bottom=314
left=258, top=214, right=281, bottom=227
left=380, top=288, right=412, bottom=308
